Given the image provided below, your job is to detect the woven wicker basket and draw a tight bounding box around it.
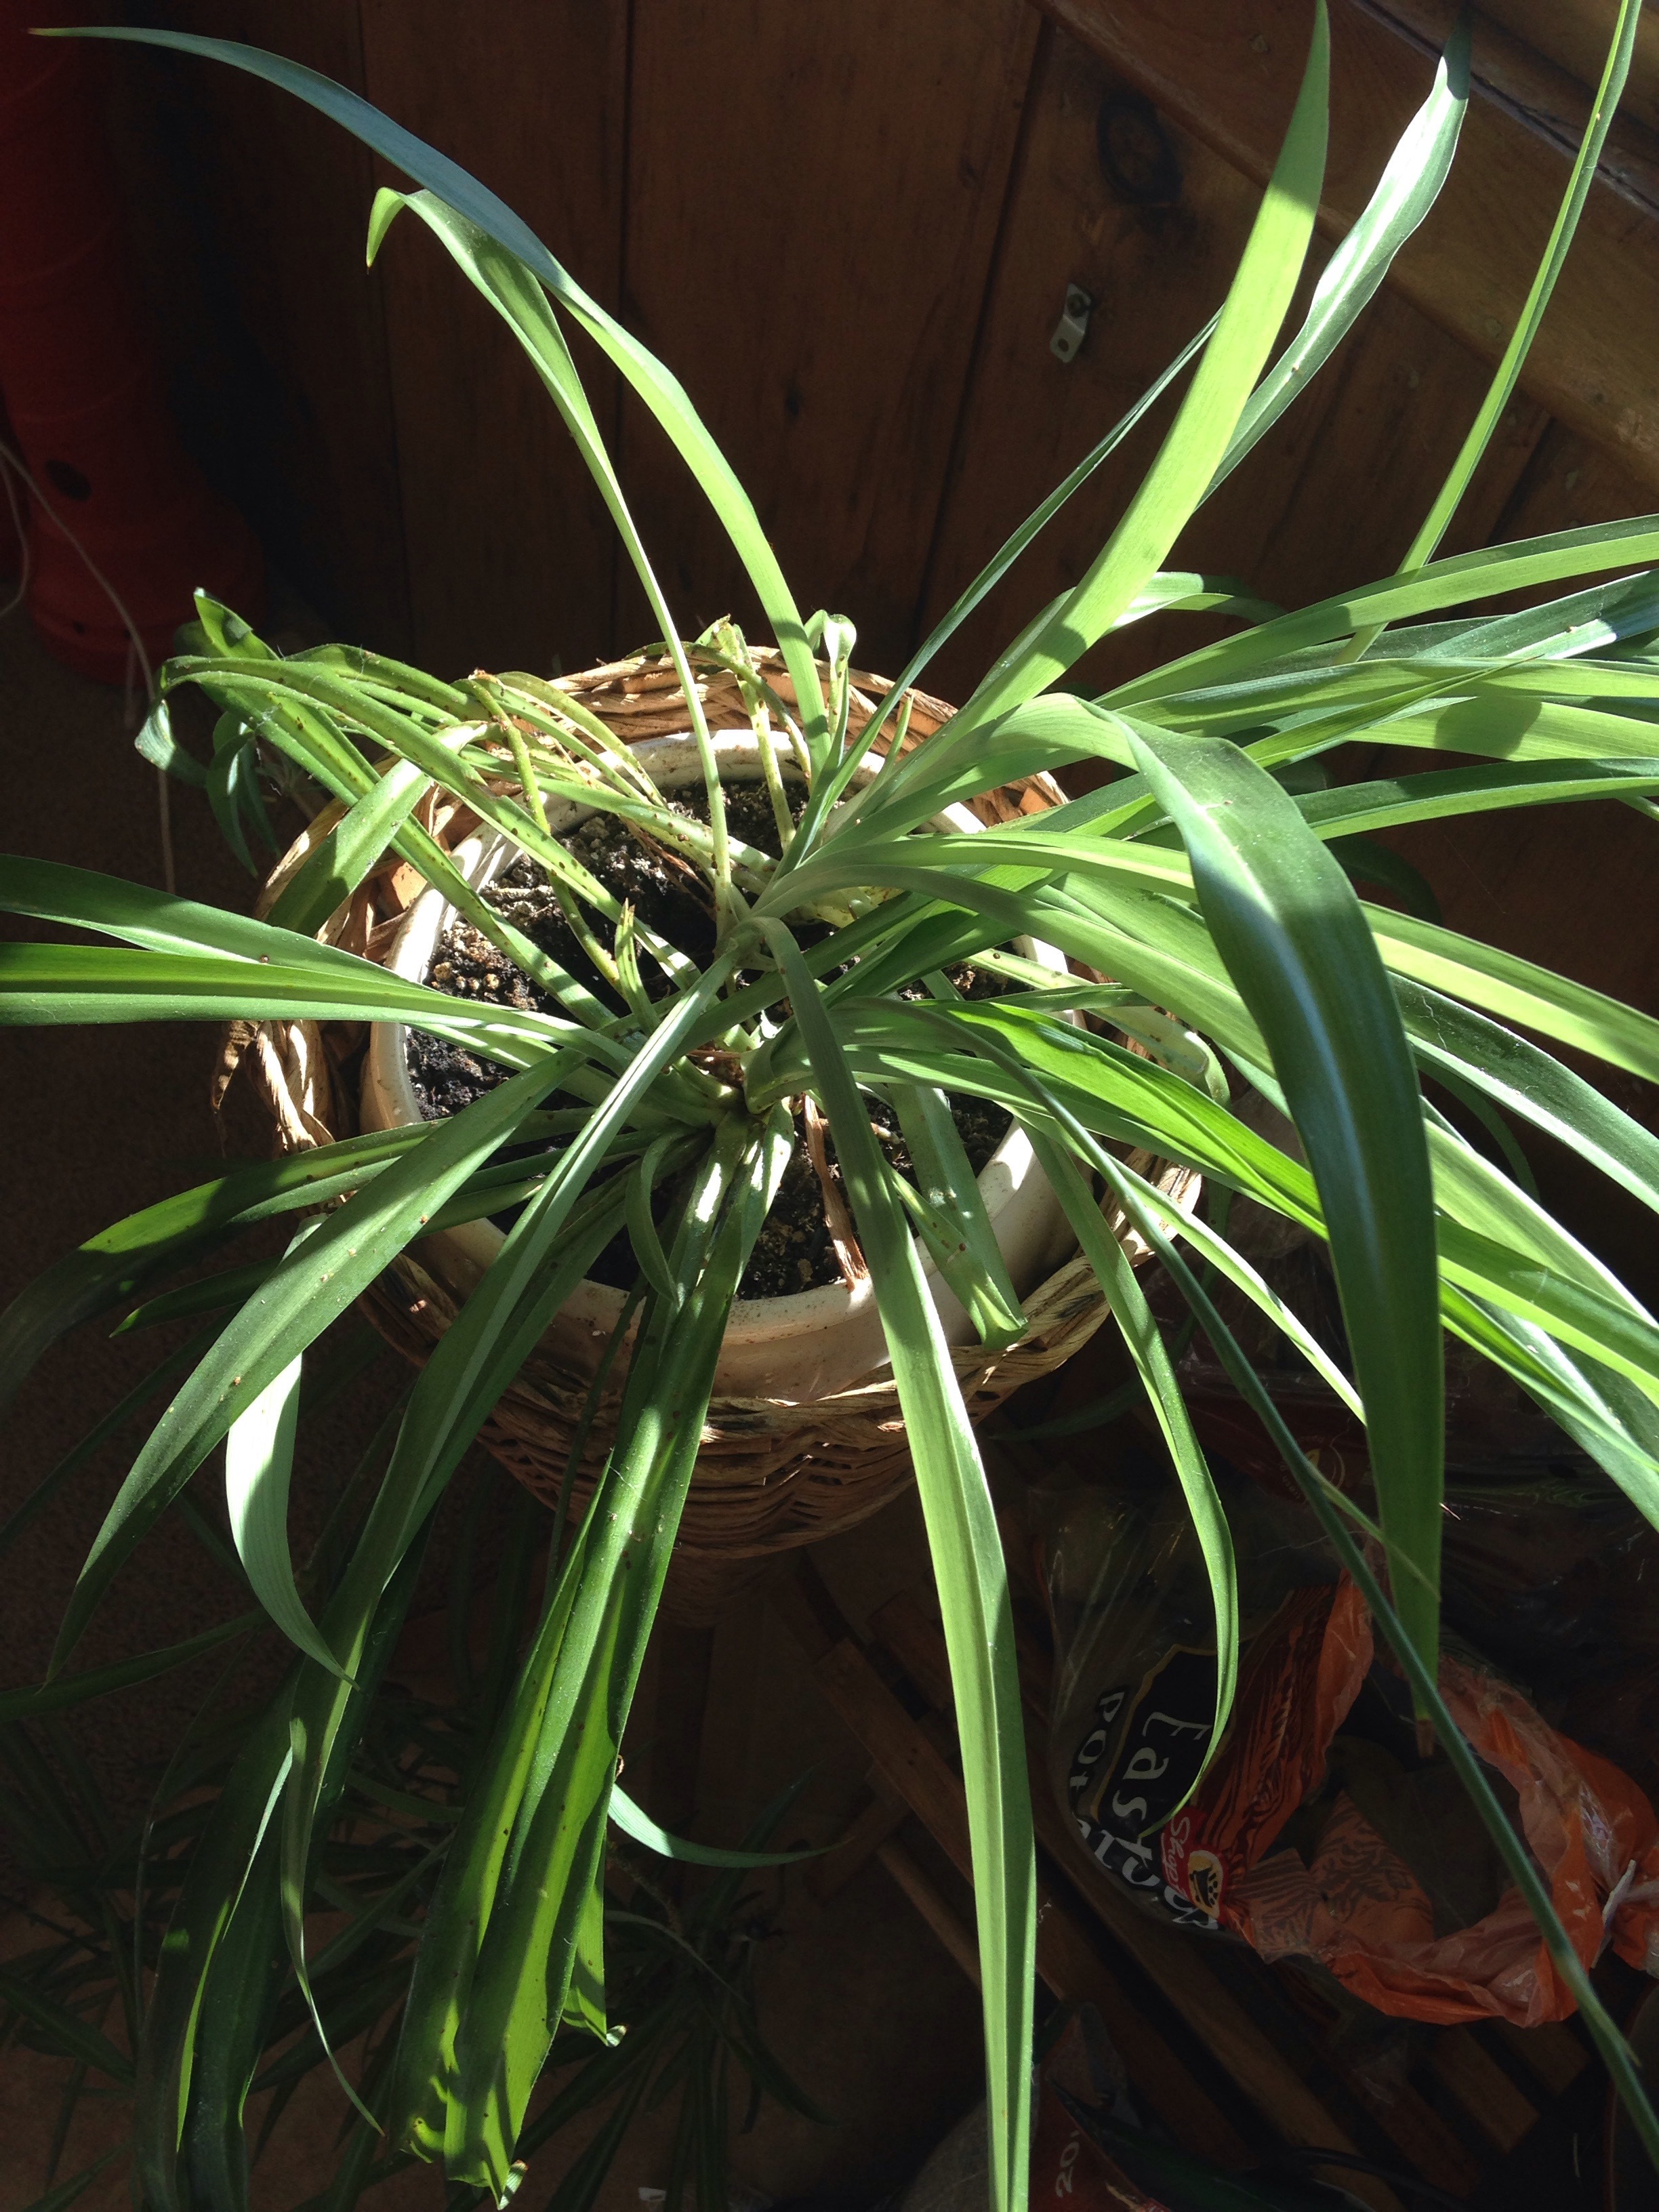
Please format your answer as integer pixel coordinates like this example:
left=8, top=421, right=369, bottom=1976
left=231, top=647, right=1198, bottom=1621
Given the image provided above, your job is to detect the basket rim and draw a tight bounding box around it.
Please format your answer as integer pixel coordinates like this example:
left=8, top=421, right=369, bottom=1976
left=228, top=642, right=1200, bottom=1465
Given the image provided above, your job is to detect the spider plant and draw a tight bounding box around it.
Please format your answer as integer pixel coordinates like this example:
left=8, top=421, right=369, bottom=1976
left=6, top=1, right=1659, bottom=2203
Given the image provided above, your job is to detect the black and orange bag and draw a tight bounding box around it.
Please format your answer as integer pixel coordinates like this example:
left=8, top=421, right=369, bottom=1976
left=1040, top=1459, right=1659, bottom=2025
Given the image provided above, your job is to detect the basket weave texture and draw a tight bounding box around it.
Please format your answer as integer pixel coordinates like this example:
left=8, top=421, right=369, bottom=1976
left=232, top=647, right=1196, bottom=1619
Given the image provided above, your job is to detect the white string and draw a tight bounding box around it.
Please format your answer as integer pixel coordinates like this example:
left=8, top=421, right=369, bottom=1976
left=0, top=436, right=174, bottom=891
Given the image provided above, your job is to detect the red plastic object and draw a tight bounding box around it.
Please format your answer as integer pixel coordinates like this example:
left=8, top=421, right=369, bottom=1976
left=0, top=6, right=263, bottom=682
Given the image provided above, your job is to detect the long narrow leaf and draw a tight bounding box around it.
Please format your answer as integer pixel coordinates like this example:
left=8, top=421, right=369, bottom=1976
left=0, top=1614, right=262, bottom=1722
left=52, top=1059, right=576, bottom=1676
left=1128, top=726, right=1443, bottom=1686
left=764, top=920, right=1034, bottom=2212
left=1395, top=0, right=1640, bottom=572
left=1106, top=515, right=1659, bottom=707
left=224, top=1332, right=344, bottom=1679
left=608, top=1785, right=820, bottom=1868
left=56, top=26, right=832, bottom=774
left=949, top=7, right=1329, bottom=734
left=1211, top=11, right=1469, bottom=489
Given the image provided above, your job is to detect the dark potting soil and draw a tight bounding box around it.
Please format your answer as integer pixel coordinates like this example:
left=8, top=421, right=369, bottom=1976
left=405, top=779, right=1013, bottom=1300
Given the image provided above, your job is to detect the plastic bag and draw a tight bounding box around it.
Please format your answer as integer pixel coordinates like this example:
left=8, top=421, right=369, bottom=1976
left=1039, top=1456, right=1659, bottom=2024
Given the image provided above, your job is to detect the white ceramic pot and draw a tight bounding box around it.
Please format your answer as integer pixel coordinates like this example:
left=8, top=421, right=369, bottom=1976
left=363, top=731, right=1078, bottom=1404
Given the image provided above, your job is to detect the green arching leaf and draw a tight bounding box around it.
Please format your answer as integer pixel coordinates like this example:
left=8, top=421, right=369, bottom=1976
left=224, top=1333, right=345, bottom=1680
left=181, top=661, right=642, bottom=1019
left=1370, top=907, right=1659, bottom=1083
left=367, top=192, right=736, bottom=911
left=607, top=1784, right=821, bottom=1868
left=276, top=1176, right=627, bottom=2108
left=1210, top=10, right=1469, bottom=490
left=1429, top=1067, right=1540, bottom=1199
left=1110, top=573, right=1282, bottom=631
left=1427, top=1113, right=1654, bottom=1355
left=204, top=716, right=270, bottom=876
left=1393, top=0, right=1641, bottom=575
left=837, top=693, right=1143, bottom=845
left=182, top=1528, right=434, bottom=2203
left=1105, top=1148, right=1361, bottom=1416
left=1295, top=756, right=1659, bottom=837
left=626, top=1139, right=680, bottom=1308
left=886, top=1081, right=1025, bottom=1351
left=264, top=756, right=432, bottom=937
left=1397, top=979, right=1659, bottom=1216
left=18, top=2146, right=130, bottom=2212
left=761, top=819, right=1194, bottom=930
left=827, top=321, right=1214, bottom=777
left=288, top=636, right=469, bottom=714
left=443, top=1118, right=791, bottom=2188
left=135, top=696, right=206, bottom=787
left=0, top=1323, right=223, bottom=1564
left=1105, top=513, right=1659, bottom=708
left=174, top=1848, right=287, bottom=2212
left=174, top=657, right=634, bottom=1025
left=1473, top=1306, right=1659, bottom=1516
left=296, top=975, right=746, bottom=2180
left=0, top=1127, right=434, bottom=1418
left=0, top=1965, right=134, bottom=2082
left=772, top=995, right=1318, bottom=1225
left=190, top=589, right=277, bottom=661
left=1327, top=834, right=1441, bottom=924
left=764, top=922, right=1034, bottom=2212
left=1128, top=726, right=1443, bottom=1687
left=1334, top=693, right=1659, bottom=766
left=1436, top=1221, right=1659, bottom=1408
left=950, top=6, right=1330, bottom=734
left=58, top=26, right=831, bottom=775
left=888, top=835, right=1659, bottom=1244
left=1126, top=653, right=1659, bottom=761
left=114, top=1262, right=286, bottom=1336
left=0, top=850, right=622, bottom=1074
left=1313, top=573, right=1658, bottom=668
left=0, top=941, right=596, bottom=1072
left=390, top=1539, right=590, bottom=2162
left=0, top=1614, right=263, bottom=1723
left=1036, top=1134, right=1240, bottom=1761
left=134, top=1702, right=296, bottom=2208
left=867, top=991, right=1659, bottom=1479
left=560, top=1864, right=609, bottom=2043
left=0, top=853, right=394, bottom=972
left=51, top=1058, right=577, bottom=1679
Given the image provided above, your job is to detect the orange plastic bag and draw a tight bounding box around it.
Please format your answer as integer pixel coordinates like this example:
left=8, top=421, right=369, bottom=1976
left=1215, top=1591, right=1659, bottom=2025
left=1045, top=1465, right=1659, bottom=2024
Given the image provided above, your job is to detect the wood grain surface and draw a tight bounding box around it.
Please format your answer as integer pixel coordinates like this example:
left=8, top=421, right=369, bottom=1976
left=917, top=24, right=1550, bottom=703
left=617, top=0, right=1041, bottom=672
left=361, top=0, right=629, bottom=678
left=128, top=0, right=411, bottom=651
left=1027, top=0, right=1659, bottom=493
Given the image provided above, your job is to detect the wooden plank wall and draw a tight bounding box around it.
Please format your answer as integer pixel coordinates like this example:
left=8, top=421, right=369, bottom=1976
left=117, top=1, right=411, bottom=651
left=115, top=0, right=1656, bottom=1291
left=359, top=0, right=630, bottom=680
left=617, top=0, right=1039, bottom=673
left=121, top=0, right=1658, bottom=681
